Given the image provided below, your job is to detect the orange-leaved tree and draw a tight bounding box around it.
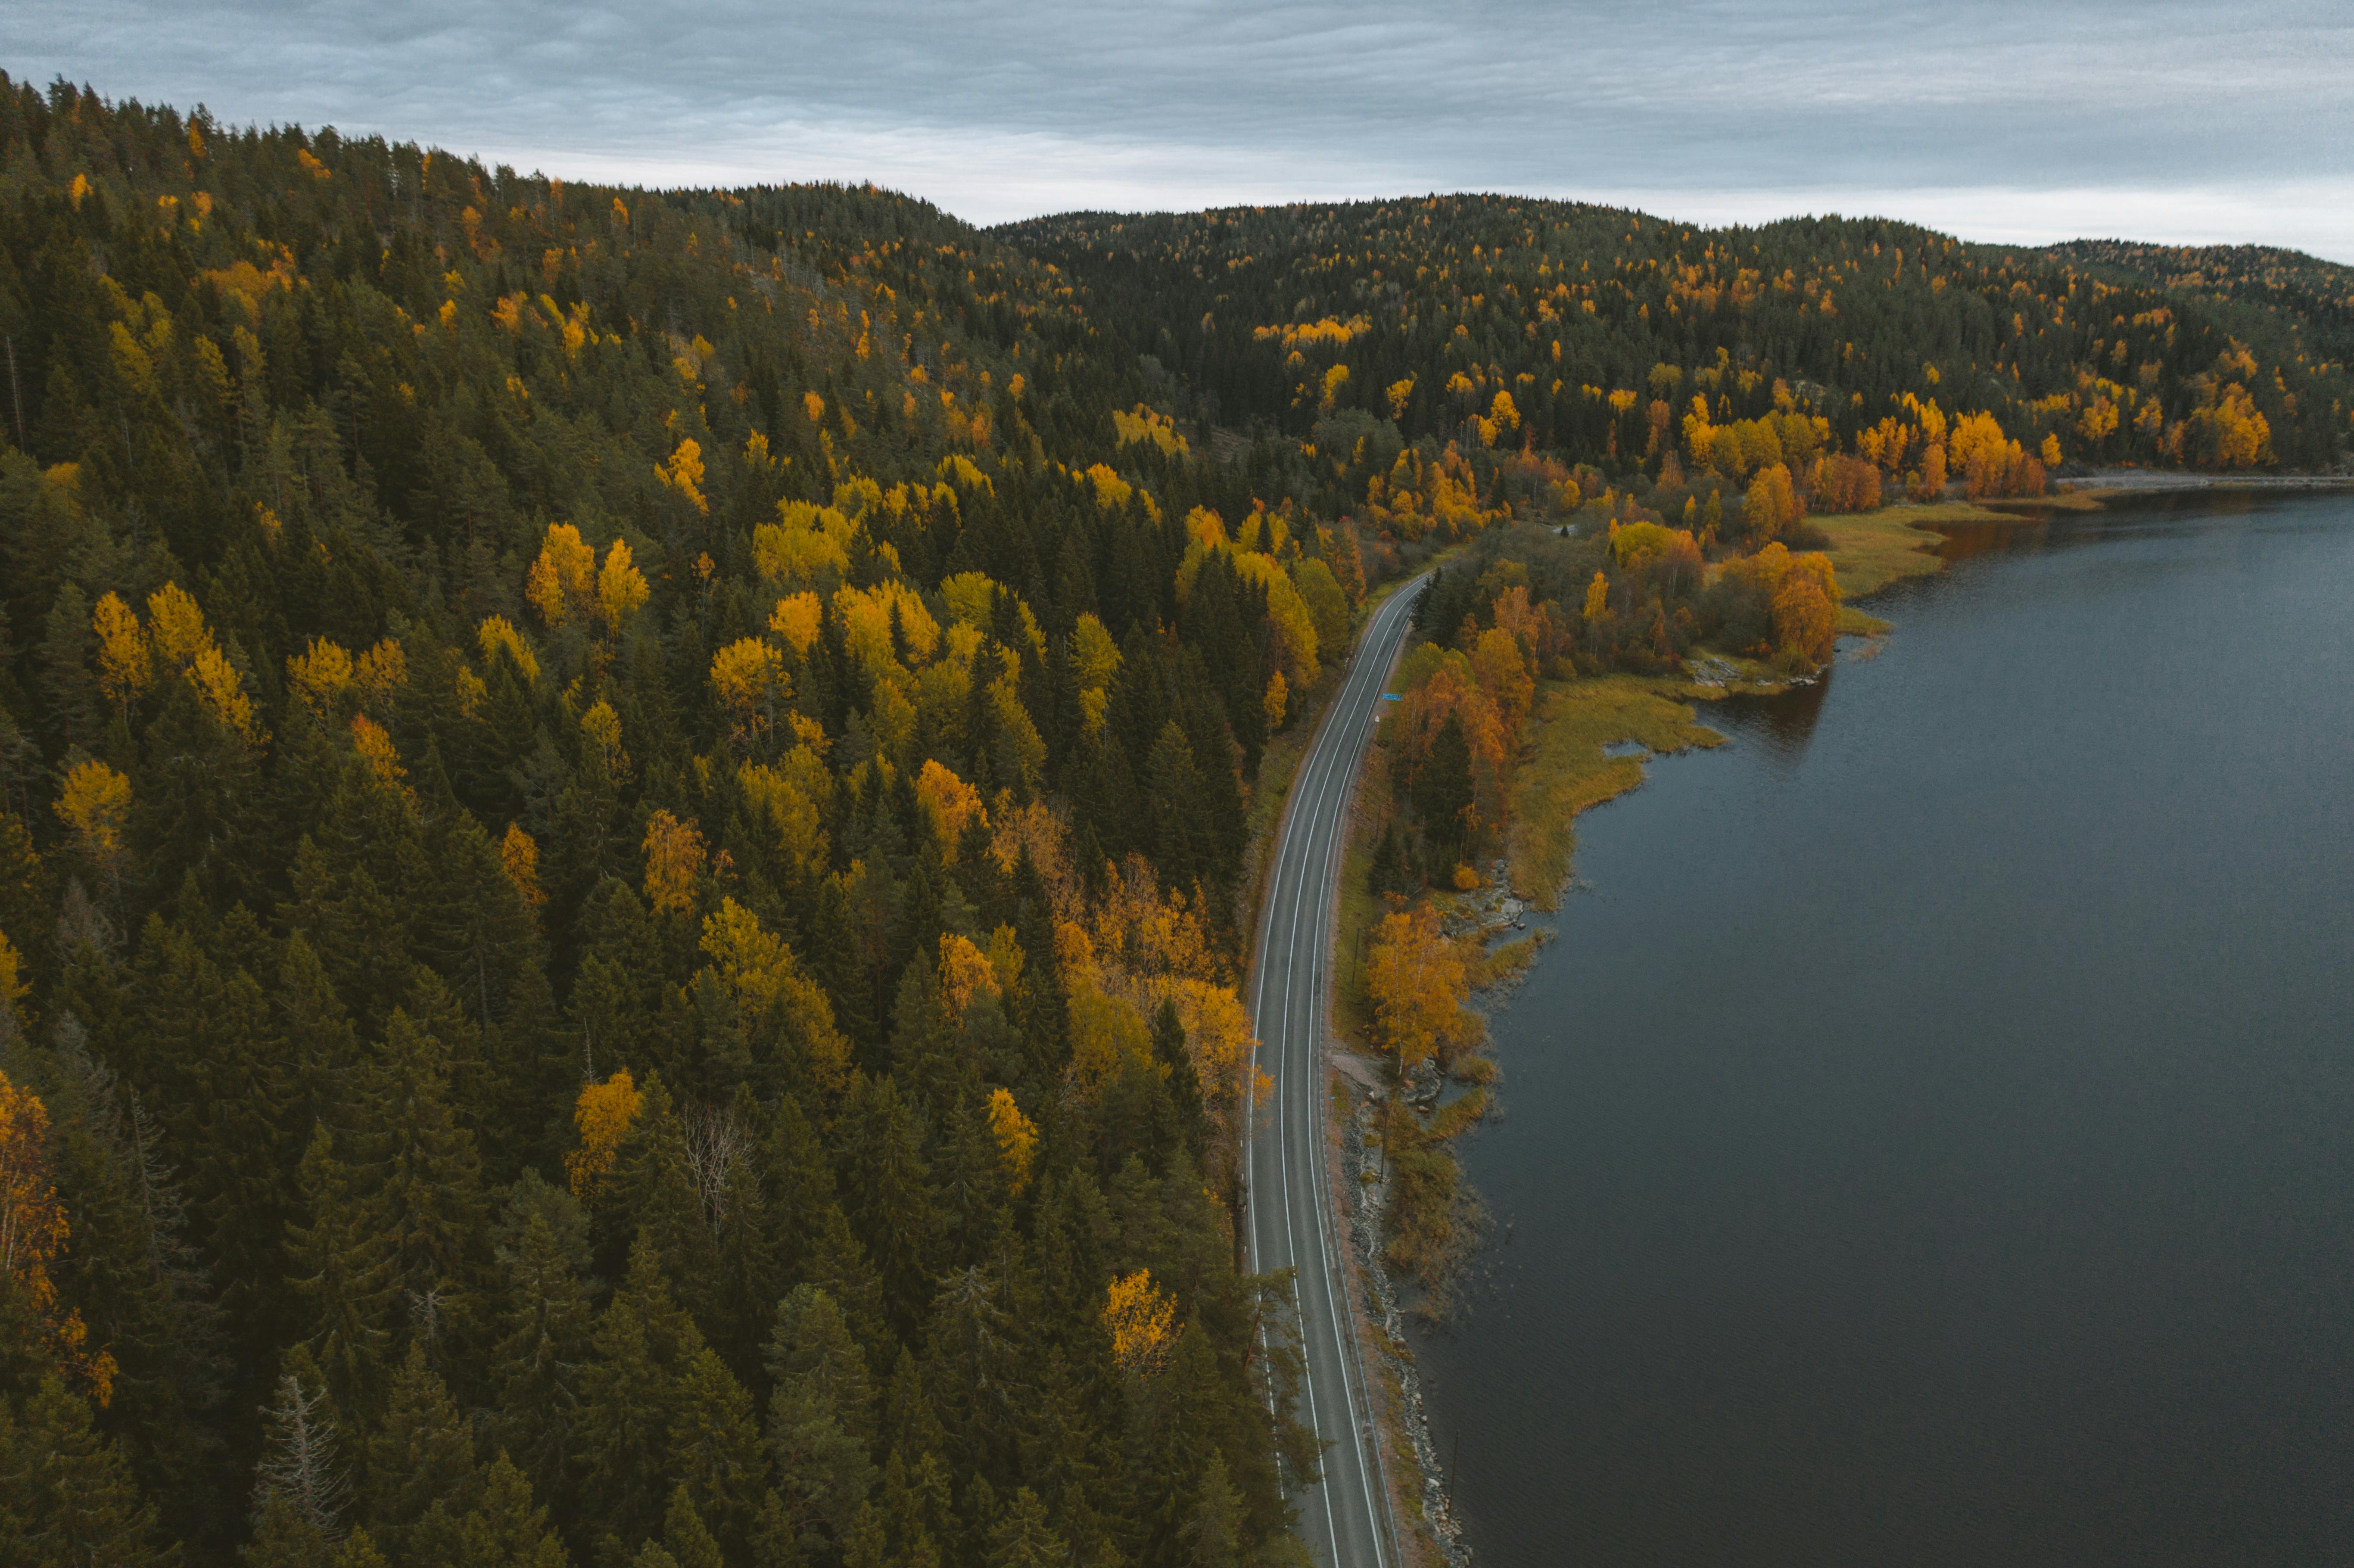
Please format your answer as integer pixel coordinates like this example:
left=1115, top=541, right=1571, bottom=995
left=564, top=1070, right=642, bottom=1204
left=1363, top=902, right=1479, bottom=1071
left=642, top=810, right=705, bottom=915
left=1, top=1070, right=117, bottom=1402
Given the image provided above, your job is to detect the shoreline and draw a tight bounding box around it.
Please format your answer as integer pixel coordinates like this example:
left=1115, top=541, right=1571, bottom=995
left=1370, top=485, right=2354, bottom=1561
left=1309, top=473, right=2350, bottom=1561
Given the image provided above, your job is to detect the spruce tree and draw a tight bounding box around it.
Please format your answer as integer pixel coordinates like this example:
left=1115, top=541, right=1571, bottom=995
left=665, top=1349, right=766, bottom=1559
left=984, top=1488, right=1066, bottom=1568
left=762, top=1286, right=876, bottom=1552
left=0, top=1373, right=173, bottom=1568
left=358, top=1344, right=478, bottom=1563
left=572, top=1232, right=704, bottom=1551
left=486, top=1179, right=595, bottom=1506
left=451, top=1452, right=570, bottom=1568
left=286, top=1126, right=397, bottom=1411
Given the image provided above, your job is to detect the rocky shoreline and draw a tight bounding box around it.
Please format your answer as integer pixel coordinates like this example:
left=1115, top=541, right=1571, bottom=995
left=1333, top=858, right=1560, bottom=1566
left=1341, top=1088, right=1473, bottom=1567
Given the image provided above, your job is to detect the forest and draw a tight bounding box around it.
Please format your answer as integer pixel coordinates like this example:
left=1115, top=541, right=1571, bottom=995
left=0, top=71, right=2345, bottom=1568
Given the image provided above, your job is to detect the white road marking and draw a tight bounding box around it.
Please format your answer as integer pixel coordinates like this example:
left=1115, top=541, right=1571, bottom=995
left=1243, top=579, right=1423, bottom=1567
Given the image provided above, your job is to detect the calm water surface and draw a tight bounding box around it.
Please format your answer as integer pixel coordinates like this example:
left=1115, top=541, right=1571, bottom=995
left=1416, top=494, right=2354, bottom=1566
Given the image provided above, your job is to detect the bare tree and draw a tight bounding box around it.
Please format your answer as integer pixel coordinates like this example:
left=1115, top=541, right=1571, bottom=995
left=254, top=1370, right=350, bottom=1540
left=682, top=1101, right=749, bottom=1232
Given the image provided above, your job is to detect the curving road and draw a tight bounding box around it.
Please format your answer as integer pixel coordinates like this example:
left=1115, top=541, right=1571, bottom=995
left=1246, top=572, right=1427, bottom=1568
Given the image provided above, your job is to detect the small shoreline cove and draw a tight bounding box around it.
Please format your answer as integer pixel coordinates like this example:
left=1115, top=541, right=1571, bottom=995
left=1410, top=492, right=2354, bottom=1565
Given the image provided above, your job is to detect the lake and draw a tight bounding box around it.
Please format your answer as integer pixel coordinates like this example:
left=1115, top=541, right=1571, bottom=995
left=1414, top=492, right=2354, bottom=1566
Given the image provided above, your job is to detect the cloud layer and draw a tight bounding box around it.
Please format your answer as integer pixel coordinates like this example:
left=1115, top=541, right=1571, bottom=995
left=7, top=1, right=2351, bottom=257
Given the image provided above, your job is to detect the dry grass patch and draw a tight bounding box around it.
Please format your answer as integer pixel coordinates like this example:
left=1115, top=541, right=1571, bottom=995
left=1813, top=509, right=1959, bottom=598
left=1507, top=676, right=1725, bottom=909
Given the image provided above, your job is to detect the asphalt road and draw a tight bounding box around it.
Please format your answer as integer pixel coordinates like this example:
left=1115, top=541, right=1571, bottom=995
left=1246, top=572, right=1427, bottom=1568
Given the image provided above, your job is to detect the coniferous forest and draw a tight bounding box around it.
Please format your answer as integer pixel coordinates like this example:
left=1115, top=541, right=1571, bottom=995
left=0, top=73, right=2345, bottom=1568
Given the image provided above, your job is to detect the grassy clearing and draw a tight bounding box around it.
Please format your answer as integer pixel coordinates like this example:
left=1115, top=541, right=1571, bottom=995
left=1473, top=929, right=1550, bottom=989
left=1506, top=675, right=1726, bottom=910
left=2005, top=486, right=2109, bottom=512
left=1813, top=508, right=1962, bottom=599
left=1837, top=604, right=1893, bottom=636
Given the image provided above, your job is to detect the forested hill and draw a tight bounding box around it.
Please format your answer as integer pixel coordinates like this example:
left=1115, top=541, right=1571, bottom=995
left=999, top=196, right=2349, bottom=473
left=0, top=74, right=1332, bottom=1568
left=2027, top=239, right=2354, bottom=366
left=2, top=68, right=2349, bottom=1568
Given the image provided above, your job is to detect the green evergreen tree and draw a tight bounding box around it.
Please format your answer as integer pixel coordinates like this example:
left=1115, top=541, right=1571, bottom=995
left=0, top=1373, right=174, bottom=1567
left=486, top=1179, right=595, bottom=1505
left=985, top=1487, right=1066, bottom=1568
left=354, top=1008, right=487, bottom=1344
left=655, top=1485, right=723, bottom=1568
left=572, top=1232, right=704, bottom=1551
left=666, top=1348, right=766, bottom=1558
left=762, top=1286, right=876, bottom=1550
left=358, top=1344, right=478, bottom=1564
left=452, top=1452, right=570, bottom=1568
left=286, top=1126, right=398, bottom=1410
left=837, top=1073, right=936, bottom=1343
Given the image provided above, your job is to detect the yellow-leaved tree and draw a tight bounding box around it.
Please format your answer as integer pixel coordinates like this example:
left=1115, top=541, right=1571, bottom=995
left=937, top=932, right=999, bottom=1019
left=596, top=538, right=650, bottom=637
left=1364, top=903, right=1479, bottom=1071
left=500, top=824, right=544, bottom=911
left=525, top=523, right=597, bottom=627
left=698, top=899, right=850, bottom=1092
left=710, top=638, right=788, bottom=755
left=642, top=810, right=705, bottom=915
left=1103, top=1268, right=1179, bottom=1375
left=987, top=1087, right=1037, bottom=1193
left=565, top=1070, right=643, bottom=1204
left=92, top=591, right=150, bottom=711
left=657, top=438, right=708, bottom=513
left=55, top=761, right=132, bottom=895
left=913, top=759, right=987, bottom=856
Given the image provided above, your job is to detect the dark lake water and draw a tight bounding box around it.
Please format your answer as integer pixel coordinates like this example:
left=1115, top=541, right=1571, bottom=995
left=1415, top=493, right=2354, bottom=1567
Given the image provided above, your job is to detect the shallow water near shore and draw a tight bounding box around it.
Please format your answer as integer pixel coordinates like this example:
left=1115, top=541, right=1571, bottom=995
left=1412, top=492, right=2354, bottom=1566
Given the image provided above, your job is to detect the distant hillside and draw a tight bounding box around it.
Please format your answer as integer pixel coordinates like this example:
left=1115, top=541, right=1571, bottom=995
left=1000, top=197, right=2349, bottom=476
left=2022, top=240, right=2354, bottom=368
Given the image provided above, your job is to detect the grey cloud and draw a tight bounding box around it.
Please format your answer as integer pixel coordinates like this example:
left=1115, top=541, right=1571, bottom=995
left=4, top=1, right=2349, bottom=255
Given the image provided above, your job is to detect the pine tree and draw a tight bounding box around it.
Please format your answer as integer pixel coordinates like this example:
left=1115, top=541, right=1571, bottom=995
left=358, top=1344, right=478, bottom=1563
left=762, top=1286, right=876, bottom=1552
left=1144, top=722, right=1208, bottom=895
left=1180, top=1449, right=1243, bottom=1568
left=985, top=1488, right=1066, bottom=1568
left=595, top=1073, right=717, bottom=1322
left=1152, top=997, right=1206, bottom=1166
left=924, top=1263, right=1030, bottom=1493
left=656, top=1484, right=724, bottom=1568
left=838, top=1073, right=936, bottom=1343
left=1412, top=711, right=1475, bottom=864
left=572, top=1231, right=704, bottom=1551
left=486, top=1179, right=595, bottom=1505
left=0, top=1372, right=173, bottom=1568
left=286, top=1126, right=397, bottom=1410
left=666, top=1348, right=767, bottom=1558
left=355, top=1009, right=486, bottom=1343
left=451, top=1452, right=570, bottom=1568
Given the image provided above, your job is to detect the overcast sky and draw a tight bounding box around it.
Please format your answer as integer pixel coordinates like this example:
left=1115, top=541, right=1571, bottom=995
left=8, top=1, right=2351, bottom=259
